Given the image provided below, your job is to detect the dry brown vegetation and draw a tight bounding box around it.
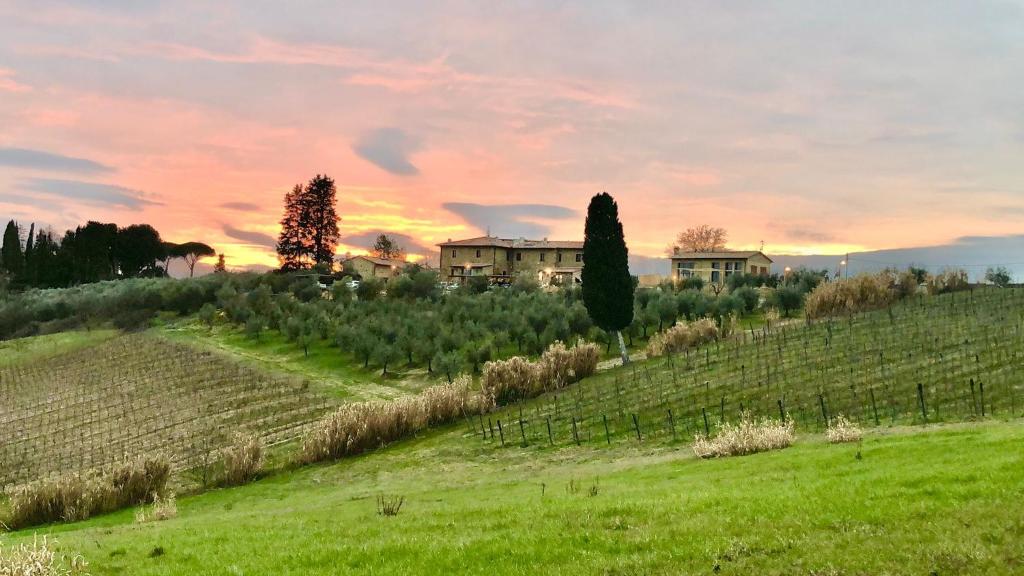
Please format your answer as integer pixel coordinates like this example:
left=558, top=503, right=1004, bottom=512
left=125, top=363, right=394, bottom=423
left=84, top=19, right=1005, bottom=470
left=804, top=270, right=920, bottom=319
left=646, top=318, right=719, bottom=357
left=5, top=455, right=170, bottom=529
left=480, top=341, right=601, bottom=406
left=825, top=415, right=863, bottom=444
left=135, top=492, right=177, bottom=523
left=692, top=413, right=795, bottom=458
left=300, top=375, right=484, bottom=464
left=221, top=433, right=265, bottom=487
left=0, top=536, right=88, bottom=576
left=927, top=269, right=970, bottom=295
left=0, top=333, right=331, bottom=491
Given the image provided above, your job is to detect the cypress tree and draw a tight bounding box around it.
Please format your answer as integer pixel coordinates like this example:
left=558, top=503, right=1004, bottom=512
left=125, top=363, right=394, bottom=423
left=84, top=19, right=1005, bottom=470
left=1, top=220, right=23, bottom=277
left=581, top=192, right=634, bottom=363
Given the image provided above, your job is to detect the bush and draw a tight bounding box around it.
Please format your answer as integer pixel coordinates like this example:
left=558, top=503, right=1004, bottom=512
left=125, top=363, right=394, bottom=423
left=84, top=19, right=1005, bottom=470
left=804, top=270, right=922, bottom=319
left=646, top=318, right=719, bottom=357
left=0, top=536, right=88, bottom=575
left=927, top=269, right=970, bottom=295
left=692, top=413, right=795, bottom=458
left=6, top=455, right=170, bottom=529
left=221, top=433, right=265, bottom=486
left=825, top=415, right=863, bottom=444
left=300, top=376, right=483, bottom=464
left=985, top=266, right=1011, bottom=288
left=479, top=341, right=600, bottom=406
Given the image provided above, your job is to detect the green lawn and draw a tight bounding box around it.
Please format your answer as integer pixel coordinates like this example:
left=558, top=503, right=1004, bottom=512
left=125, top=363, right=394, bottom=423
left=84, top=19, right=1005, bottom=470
left=9, top=419, right=1023, bottom=575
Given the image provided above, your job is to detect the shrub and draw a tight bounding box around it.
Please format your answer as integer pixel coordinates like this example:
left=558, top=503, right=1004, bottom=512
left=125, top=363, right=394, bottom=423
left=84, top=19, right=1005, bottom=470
left=646, top=318, right=719, bottom=357
left=985, top=266, right=1011, bottom=288
left=692, top=413, right=795, bottom=458
left=135, top=493, right=178, bottom=523
left=480, top=341, right=600, bottom=406
left=221, top=433, right=265, bottom=487
left=927, top=269, right=970, bottom=295
left=825, top=415, right=863, bottom=444
left=300, top=376, right=483, bottom=464
left=804, top=273, right=895, bottom=319
left=0, top=536, right=88, bottom=575
left=768, top=286, right=804, bottom=317
left=730, top=286, right=760, bottom=314
left=6, top=454, right=170, bottom=529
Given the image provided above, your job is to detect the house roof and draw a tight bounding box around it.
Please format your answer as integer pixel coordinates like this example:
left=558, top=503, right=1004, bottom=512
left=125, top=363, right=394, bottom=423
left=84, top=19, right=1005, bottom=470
left=343, top=255, right=407, bottom=268
left=670, top=250, right=773, bottom=263
left=438, top=235, right=583, bottom=250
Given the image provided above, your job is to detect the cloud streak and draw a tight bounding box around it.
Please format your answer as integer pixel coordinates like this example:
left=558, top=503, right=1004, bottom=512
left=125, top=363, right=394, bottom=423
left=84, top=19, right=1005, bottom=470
left=0, top=147, right=113, bottom=174
left=222, top=224, right=276, bottom=249
left=21, top=178, right=159, bottom=209
left=353, top=128, right=421, bottom=176
left=443, top=203, right=577, bottom=239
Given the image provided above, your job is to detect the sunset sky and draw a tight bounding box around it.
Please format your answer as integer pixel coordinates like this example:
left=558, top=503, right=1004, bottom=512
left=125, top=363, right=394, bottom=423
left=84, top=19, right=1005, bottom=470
left=2, top=2, right=1023, bottom=272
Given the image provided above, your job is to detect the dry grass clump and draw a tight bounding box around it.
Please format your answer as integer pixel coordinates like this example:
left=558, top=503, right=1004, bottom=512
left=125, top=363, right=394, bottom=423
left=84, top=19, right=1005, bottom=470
left=135, top=492, right=178, bottom=523
left=692, top=413, right=795, bottom=458
left=480, top=356, right=540, bottom=405
left=646, top=318, right=719, bottom=357
left=300, top=375, right=483, bottom=464
left=0, top=536, right=88, bottom=575
left=927, top=269, right=970, bottom=295
left=804, top=271, right=919, bottom=319
left=5, top=455, right=170, bottom=529
left=825, top=415, right=863, bottom=444
left=480, top=341, right=600, bottom=406
left=221, top=433, right=265, bottom=487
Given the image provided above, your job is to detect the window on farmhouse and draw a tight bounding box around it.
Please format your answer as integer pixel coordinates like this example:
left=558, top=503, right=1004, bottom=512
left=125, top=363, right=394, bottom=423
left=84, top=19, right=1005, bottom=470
left=451, top=249, right=457, bottom=258
left=516, top=252, right=522, bottom=261
left=475, top=249, right=481, bottom=258
left=540, top=253, right=545, bottom=262
left=575, top=253, right=582, bottom=263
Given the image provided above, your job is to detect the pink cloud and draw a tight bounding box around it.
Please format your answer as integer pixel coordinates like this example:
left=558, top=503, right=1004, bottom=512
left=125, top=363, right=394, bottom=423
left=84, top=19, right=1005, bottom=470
left=0, top=68, right=31, bottom=92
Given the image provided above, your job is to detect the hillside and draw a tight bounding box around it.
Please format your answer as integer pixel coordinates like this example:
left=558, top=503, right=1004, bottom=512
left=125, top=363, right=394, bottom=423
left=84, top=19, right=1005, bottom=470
left=0, top=332, right=331, bottom=491
left=2, top=287, right=1023, bottom=573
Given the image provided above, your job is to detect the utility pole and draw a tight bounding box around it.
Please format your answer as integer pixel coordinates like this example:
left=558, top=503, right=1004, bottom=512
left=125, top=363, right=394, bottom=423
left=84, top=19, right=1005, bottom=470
left=845, top=253, right=849, bottom=278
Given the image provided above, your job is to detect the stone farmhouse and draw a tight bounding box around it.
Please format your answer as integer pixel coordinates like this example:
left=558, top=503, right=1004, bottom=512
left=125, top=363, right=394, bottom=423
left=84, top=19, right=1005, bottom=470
left=341, top=255, right=407, bottom=283
left=669, top=250, right=773, bottom=284
left=438, top=236, right=584, bottom=285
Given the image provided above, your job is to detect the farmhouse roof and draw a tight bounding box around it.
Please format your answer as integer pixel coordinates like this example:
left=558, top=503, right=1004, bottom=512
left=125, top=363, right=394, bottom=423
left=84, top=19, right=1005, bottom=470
left=343, top=255, right=408, bottom=267
left=670, top=250, right=773, bottom=263
left=438, top=235, right=583, bottom=249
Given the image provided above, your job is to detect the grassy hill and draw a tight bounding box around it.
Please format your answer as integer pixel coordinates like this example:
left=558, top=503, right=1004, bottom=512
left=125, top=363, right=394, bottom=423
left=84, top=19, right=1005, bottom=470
left=2, top=287, right=1023, bottom=573
left=5, top=421, right=1023, bottom=575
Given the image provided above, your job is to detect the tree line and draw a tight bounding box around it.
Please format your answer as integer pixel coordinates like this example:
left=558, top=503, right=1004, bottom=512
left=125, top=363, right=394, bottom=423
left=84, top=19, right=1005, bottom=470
left=0, top=219, right=216, bottom=291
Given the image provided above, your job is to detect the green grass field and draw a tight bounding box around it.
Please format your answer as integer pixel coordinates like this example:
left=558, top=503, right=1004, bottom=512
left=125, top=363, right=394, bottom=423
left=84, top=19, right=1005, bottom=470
left=4, top=287, right=1024, bottom=574
left=7, top=419, right=1023, bottom=575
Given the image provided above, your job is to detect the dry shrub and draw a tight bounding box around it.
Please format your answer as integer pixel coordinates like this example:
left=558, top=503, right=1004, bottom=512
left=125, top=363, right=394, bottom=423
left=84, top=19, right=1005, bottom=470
left=300, top=376, right=482, bottom=464
left=480, top=356, right=539, bottom=405
left=480, top=341, right=600, bottom=406
left=927, top=269, right=969, bottom=295
left=0, top=536, right=88, bottom=575
left=692, top=413, right=795, bottom=458
left=825, top=415, right=863, bottom=444
left=135, top=492, right=177, bottom=523
left=221, top=433, right=265, bottom=487
left=6, top=455, right=170, bottom=529
left=646, top=318, right=719, bottom=357
left=805, top=272, right=906, bottom=319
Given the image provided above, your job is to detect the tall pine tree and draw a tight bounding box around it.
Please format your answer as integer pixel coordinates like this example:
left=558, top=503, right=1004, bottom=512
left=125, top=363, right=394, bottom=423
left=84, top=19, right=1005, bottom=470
left=276, top=175, right=340, bottom=270
left=277, top=183, right=307, bottom=270
left=581, top=192, right=634, bottom=364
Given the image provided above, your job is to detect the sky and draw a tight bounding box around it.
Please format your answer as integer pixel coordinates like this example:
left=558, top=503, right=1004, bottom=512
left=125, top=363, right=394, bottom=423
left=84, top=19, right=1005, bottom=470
left=1, top=1, right=1023, bottom=274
